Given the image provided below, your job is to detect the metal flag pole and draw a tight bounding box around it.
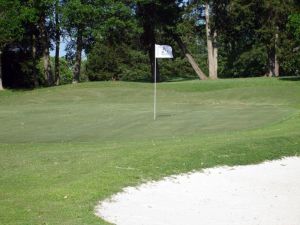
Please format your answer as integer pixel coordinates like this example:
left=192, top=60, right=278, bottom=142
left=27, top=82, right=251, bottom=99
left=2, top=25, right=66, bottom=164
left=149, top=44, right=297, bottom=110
left=153, top=44, right=173, bottom=120
left=154, top=49, right=157, bottom=121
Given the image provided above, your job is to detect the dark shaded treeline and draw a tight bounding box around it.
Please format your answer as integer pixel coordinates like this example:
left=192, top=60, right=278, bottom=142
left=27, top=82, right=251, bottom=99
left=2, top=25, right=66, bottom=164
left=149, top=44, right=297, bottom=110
left=0, top=0, right=299, bottom=89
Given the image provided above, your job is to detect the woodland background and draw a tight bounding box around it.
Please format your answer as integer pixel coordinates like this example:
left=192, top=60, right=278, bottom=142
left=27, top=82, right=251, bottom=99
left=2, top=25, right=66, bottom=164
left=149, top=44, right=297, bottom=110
left=0, top=0, right=300, bottom=89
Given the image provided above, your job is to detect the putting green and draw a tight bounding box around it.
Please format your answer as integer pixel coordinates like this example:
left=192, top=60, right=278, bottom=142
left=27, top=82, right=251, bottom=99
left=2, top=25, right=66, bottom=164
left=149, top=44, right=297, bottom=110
left=0, top=79, right=297, bottom=143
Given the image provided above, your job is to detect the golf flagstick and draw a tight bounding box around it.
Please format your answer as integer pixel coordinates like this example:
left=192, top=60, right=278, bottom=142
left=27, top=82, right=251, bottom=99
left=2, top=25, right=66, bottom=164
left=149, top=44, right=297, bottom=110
left=153, top=44, right=173, bottom=121
left=154, top=50, right=157, bottom=120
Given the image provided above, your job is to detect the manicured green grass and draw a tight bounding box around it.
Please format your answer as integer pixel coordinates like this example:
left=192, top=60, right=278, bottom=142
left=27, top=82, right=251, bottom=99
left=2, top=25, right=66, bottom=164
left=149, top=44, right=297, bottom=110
left=0, top=77, right=299, bottom=225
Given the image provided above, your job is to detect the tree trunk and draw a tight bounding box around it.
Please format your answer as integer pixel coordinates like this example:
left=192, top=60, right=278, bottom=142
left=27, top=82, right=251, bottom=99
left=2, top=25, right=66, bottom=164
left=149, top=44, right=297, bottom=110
left=149, top=42, right=160, bottom=82
left=143, top=21, right=158, bottom=82
left=274, top=52, right=279, bottom=77
left=205, top=2, right=218, bottom=79
left=267, top=33, right=279, bottom=77
left=39, top=13, right=52, bottom=86
left=267, top=49, right=273, bottom=77
left=268, top=49, right=279, bottom=77
left=32, top=33, right=39, bottom=88
left=213, top=31, right=218, bottom=78
left=137, top=3, right=159, bottom=82
left=0, top=50, right=3, bottom=90
left=55, top=0, right=60, bottom=85
left=73, top=28, right=83, bottom=83
left=172, top=33, right=208, bottom=80
left=43, top=48, right=52, bottom=85
left=274, top=33, right=279, bottom=77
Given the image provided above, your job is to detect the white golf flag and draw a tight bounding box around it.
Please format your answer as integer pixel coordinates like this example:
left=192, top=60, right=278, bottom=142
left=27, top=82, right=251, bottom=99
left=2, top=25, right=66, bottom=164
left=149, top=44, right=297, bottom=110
left=155, top=44, right=173, bottom=59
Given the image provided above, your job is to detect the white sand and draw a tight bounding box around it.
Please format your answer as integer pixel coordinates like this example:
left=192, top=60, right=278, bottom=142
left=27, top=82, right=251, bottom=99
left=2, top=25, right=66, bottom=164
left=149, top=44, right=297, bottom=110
left=95, top=157, right=300, bottom=225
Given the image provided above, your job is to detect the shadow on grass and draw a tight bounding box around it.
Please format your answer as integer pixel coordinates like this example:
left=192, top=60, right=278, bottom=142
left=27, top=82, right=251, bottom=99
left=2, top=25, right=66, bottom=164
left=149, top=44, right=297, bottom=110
left=157, top=113, right=173, bottom=118
left=120, top=77, right=196, bottom=84
left=278, top=76, right=300, bottom=82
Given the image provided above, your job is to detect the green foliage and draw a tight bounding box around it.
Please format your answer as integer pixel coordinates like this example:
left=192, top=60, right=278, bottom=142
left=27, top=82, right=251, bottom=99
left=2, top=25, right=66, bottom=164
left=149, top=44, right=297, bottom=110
left=210, top=0, right=298, bottom=77
left=86, top=29, right=201, bottom=82
left=0, top=0, right=23, bottom=49
left=159, top=58, right=197, bottom=80
left=94, top=1, right=141, bottom=45
left=219, top=42, right=267, bottom=78
left=86, top=42, right=150, bottom=81
left=86, top=40, right=202, bottom=82
left=2, top=0, right=300, bottom=88
left=54, top=57, right=73, bottom=85
left=118, top=50, right=150, bottom=81
left=86, top=43, right=123, bottom=81
left=62, top=0, right=96, bottom=32
left=80, top=59, right=89, bottom=82
left=280, top=53, right=300, bottom=76
left=288, top=13, right=300, bottom=43
left=60, top=59, right=73, bottom=84
left=37, top=57, right=73, bottom=85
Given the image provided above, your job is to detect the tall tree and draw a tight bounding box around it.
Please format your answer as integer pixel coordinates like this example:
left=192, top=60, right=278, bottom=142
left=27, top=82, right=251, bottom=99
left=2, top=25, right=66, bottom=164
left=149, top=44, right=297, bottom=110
left=32, top=0, right=55, bottom=85
left=0, top=0, right=23, bottom=90
left=254, top=0, right=294, bottom=77
left=184, top=0, right=217, bottom=79
left=21, top=0, right=40, bottom=87
left=205, top=2, right=218, bottom=79
left=170, top=31, right=208, bottom=80
left=86, top=1, right=143, bottom=81
left=63, top=0, right=96, bottom=83
left=211, top=0, right=274, bottom=77
left=137, top=0, right=208, bottom=81
left=289, top=14, right=300, bottom=43
left=31, top=30, right=39, bottom=87
left=136, top=1, right=161, bottom=82
left=54, top=0, right=61, bottom=85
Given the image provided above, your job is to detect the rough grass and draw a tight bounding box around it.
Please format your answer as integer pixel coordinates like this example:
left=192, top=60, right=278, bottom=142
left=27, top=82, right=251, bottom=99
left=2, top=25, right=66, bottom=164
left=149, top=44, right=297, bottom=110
left=0, top=77, right=299, bottom=225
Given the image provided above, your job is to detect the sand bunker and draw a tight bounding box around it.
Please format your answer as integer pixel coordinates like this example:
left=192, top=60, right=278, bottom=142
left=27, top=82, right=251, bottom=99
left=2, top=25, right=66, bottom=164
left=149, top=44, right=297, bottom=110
left=96, top=157, right=300, bottom=225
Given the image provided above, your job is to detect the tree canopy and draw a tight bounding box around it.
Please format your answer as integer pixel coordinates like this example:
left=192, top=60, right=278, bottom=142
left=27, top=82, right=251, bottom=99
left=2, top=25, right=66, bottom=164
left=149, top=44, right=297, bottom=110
left=0, top=0, right=299, bottom=89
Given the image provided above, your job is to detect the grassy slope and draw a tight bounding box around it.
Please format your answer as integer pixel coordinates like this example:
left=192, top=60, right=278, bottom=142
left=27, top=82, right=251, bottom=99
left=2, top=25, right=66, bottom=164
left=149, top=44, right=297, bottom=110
left=0, top=78, right=299, bottom=225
